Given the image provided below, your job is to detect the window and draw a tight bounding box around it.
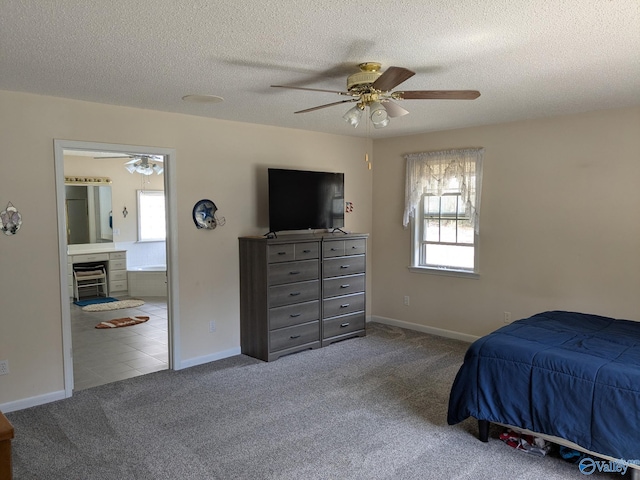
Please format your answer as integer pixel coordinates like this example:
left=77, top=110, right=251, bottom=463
left=137, top=190, right=166, bottom=242
left=403, top=148, right=483, bottom=275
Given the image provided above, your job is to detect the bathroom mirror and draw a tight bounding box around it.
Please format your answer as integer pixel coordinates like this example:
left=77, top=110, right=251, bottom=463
left=65, top=184, right=113, bottom=245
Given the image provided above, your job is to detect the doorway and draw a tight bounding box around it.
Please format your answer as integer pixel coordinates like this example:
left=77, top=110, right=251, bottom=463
left=54, top=140, right=180, bottom=397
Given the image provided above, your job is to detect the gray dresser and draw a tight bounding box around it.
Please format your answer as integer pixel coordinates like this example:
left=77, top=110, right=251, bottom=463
left=239, top=233, right=367, bottom=361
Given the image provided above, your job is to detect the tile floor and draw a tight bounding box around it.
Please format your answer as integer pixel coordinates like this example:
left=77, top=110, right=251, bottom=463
left=70, top=297, right=168, bottom=391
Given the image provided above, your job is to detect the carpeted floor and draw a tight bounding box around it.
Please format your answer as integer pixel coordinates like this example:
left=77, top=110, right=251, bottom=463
left=6, top=323, right=625, bottom=479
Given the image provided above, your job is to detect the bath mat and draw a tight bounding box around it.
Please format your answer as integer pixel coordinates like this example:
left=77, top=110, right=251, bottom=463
left=96, top=316, right=149, bottom=329
left=82, top=299, right=145, bottom=312
left=73, top=297, right=118, bottom=307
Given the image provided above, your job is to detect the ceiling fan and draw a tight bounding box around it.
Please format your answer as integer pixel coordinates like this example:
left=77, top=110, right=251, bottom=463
left=272, top=62, right=480, bottom=129
left=94, top=154, right=164, bottom=175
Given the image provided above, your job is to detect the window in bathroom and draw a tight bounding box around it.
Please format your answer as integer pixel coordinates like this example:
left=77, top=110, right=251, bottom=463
left=137, top=190, right=166, bottom=242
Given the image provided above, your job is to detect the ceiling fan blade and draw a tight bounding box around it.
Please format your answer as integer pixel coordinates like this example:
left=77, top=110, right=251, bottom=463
left=399, top=90, right=481, bottom=100
left=371, top=66, right=415, bottom=92
left=94, top=154, right=164, bottom=162
left=272, top=85, right=350, bottom=95
left=295, top=99, right=358, bottom=114
left=382, top=100, right=409, bottom=118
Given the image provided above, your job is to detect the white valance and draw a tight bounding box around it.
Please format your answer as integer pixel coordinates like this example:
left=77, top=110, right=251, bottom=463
left=403, top=147, right=484, bottom=232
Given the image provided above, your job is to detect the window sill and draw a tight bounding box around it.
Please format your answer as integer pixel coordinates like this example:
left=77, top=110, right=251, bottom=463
left=408, top=266, right=479, bottom=279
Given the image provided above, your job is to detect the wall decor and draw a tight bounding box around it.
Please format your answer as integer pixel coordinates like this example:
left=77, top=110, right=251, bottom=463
left=193, top=199, right=225, bottom=230
left=1, top=202, right=22, bottom=235
left=122, top=206, right=128, bottom=218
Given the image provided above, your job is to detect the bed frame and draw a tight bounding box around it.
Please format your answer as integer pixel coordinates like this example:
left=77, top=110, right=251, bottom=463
left=477, top=419, right=640, bottom=479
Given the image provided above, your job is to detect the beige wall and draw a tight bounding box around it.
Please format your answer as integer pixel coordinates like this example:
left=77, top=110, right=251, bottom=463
left=0, top=90, right=372, bottom=408
left=372, top=106, right=640, bottom=338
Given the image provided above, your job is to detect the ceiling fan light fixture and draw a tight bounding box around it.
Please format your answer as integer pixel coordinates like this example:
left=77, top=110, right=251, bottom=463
left=369, top=101, right=389, bottom=128
left=124, top=157, right=163, bottom=176
left=373, top=117, right=390, bottom=129
left=343, top=105, right=363, bottom=127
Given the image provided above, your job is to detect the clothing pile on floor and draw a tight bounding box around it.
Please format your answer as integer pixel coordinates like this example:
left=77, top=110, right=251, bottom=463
left=499, top=429, right=551, bottom=456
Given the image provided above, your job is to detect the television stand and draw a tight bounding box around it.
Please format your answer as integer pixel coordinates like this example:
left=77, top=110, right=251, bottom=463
left=331, top=228, right=348, bottom=234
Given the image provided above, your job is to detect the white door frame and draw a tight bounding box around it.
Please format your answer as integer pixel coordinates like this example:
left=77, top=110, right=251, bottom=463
left=54, top=140, right=181, bottom=397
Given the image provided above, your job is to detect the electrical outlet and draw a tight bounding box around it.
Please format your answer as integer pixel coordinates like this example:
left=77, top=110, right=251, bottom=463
left=503, top=312, right=512, bottom=324
left=403, top=296, right=410, bottom=306
left=209, top=320, right=216, bottom=333
left=0, top=360, right=9, bottom=375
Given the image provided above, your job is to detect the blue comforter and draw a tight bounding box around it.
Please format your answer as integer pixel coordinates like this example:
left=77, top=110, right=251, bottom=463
left=447, top=311, right=640, bottom=460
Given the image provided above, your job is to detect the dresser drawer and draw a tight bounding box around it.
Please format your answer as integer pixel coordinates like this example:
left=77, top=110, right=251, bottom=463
left=270, top=321, right=320, bottom=352
left=270, top=300, right=319, bottom=330
left=109, top=251, right=126, bottom=260
left=109, top=270, right=128, bottom=282
left=110, top=279, right=128, bottom=292
left=323, top=312, right=365, bottom=339
left=295, top=242, right=319, bottom=260
left=323, top=274, right=365, bottom=298
left=269, top=280, right=319, bottom=308
left=323, top=241, right=345, bottom=258
left=323, top=292, right=365, bottom=318
left=72, top=253, right=109, bottom=263
left=109, top=259, right=127, bottom=271
left=323, top=255, right=365, bottom=278
left=268, top=244, right=295, bottom=263
left=268, top=259, right=318, bottom=286
left=344, top=239, right=366, bottom=256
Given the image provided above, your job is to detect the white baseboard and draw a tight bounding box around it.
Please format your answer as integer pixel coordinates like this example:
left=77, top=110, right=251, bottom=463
left=1, top=348, right=242, bottom=412
left=0, top=389, right=67, bottom=414
left=177, top=347, right=242, bottom=370
left=369, top=315, right=480, bottom=344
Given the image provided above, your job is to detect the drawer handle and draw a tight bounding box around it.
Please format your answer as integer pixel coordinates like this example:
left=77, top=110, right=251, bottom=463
left=330, top=248, right=338, bottom=251
left=303, top=249, right=311, bottom=253
left=289, top=313, right=301, bottom=318
left=277, top=251, right=287, bottom=256
left=340, top=284, right=350, bottom=289
left=290, top=334, right=301, bottom=339
left=289, top=292, right=301, bottom=296
left=340, top=303, right=350, bottom=308
left=340, top=265, right=350, bottom=269
left=351, top=246, right=358, bottom=249
left=289, top=271, right=300, bottom=275
left=340, top=322, right=350, bottom=328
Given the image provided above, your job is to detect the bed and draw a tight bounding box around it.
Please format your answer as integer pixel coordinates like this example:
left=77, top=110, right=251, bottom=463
left=447, top=310, right=640, bottom=475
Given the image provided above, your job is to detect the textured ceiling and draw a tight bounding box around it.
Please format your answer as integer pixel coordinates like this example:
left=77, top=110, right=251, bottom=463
left=1, top=0, right=639, bottom=138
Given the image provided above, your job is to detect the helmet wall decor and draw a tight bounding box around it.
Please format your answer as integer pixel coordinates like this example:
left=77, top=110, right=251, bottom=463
left=193, top=199, right=225, bottom=230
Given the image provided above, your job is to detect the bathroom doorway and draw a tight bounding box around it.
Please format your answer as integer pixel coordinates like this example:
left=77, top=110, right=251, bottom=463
left=54, top=140, right=179, bottom=397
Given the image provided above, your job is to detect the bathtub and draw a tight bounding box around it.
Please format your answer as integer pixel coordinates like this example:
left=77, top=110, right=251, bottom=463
left=127, top=265, right=167, bottom=297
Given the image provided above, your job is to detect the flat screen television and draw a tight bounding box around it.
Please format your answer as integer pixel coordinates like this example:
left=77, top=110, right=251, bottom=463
left=268, top=168, right=344, bottom=233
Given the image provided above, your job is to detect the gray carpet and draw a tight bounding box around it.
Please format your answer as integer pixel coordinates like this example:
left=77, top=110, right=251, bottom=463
left=6, top=323, right=624, bottom=479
